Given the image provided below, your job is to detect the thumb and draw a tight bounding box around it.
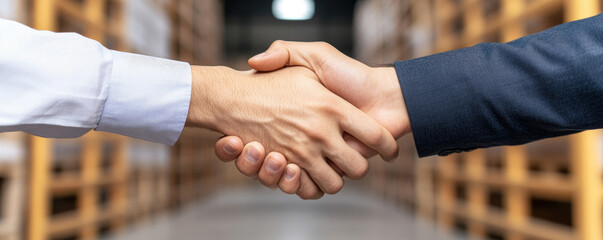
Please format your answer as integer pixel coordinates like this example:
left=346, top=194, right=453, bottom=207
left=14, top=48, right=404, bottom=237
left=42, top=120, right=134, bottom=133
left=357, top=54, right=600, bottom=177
left=248, top=45, right=290, bottom=72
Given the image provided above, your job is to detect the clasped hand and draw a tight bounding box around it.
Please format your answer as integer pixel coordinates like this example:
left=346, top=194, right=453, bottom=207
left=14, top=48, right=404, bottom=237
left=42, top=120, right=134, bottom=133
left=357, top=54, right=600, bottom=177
left=188, top=41, right=410, bottom=199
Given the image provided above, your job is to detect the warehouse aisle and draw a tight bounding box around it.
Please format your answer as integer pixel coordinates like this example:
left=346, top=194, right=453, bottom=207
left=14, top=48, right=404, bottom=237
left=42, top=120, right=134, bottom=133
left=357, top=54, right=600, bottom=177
left=106, top=185, right=469, bottom=240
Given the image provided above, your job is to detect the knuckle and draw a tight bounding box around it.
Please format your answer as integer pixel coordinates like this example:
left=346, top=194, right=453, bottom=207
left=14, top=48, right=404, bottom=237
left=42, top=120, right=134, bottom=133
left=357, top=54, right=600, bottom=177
left=301, top=124, right=330, bottom=145
left=306, top=128, right=324, bottom=141
left=257, top=175, right=273, bottom=187
left=289, top=148, right=313, bottom=166
left=323, top=179, right=344, bottom=194
left=324, top=145, right=342, bottom=159
left=318, top=98, right=345, bottom=119
left=272, top=40, right=285, bottom=47
left=366, top=128, right=386, bottom=147
left=315, top=41, right=333, bottom=50
left=235, top=160, right=257, bottom=177
left=322, top=102, right=341, bottom=117
left=348, top=162, right=370, bottom=180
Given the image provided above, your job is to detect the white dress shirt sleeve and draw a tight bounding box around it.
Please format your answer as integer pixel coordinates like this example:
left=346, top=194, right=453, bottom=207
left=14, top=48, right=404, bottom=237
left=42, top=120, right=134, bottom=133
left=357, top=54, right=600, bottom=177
left=0, top=19, right=191, bottom=145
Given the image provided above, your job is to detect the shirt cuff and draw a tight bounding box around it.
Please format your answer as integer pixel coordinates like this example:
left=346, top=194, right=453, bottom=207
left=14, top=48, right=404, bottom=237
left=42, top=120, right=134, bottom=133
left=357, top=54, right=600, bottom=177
left=96, top=51, right=191, bottom=145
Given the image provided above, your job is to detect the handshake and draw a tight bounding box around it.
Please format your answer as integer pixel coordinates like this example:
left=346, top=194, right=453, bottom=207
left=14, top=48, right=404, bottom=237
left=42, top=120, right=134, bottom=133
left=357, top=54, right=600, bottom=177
left=186, top=41, right=410, bottom=199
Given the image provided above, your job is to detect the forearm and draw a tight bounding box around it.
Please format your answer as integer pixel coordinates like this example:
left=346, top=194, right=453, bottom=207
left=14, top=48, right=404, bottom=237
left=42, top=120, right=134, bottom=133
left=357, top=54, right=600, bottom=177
left=397, top=13, right=603, bottom=157
left=0, top=19, right=191, bottom=145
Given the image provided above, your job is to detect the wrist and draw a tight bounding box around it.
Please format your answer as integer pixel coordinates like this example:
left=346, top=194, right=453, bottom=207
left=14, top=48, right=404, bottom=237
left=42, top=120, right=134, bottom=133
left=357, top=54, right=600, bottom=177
left=370, top=66, right=412, bottom=137
left=186, top=66, right=238, bottom=131
left=372, top=67, right=401, bottom=97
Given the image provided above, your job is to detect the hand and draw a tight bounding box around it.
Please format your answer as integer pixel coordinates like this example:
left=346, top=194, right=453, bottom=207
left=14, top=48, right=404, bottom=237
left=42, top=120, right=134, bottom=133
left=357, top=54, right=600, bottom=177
left=187, top=66, right=399, bottom=196
left=215, top=41, right=410, bottom=198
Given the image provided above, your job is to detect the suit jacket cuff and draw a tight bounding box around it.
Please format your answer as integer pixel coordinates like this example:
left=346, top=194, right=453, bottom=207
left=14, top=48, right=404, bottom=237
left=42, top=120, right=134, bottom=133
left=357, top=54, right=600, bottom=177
left=395, top=49, right=485, bottom=157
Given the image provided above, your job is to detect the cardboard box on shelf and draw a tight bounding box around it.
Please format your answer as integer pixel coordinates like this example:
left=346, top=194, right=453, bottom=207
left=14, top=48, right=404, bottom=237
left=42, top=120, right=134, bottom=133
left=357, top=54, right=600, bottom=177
left=125, top=0, right=172, bottom=58
left=0, top=133, right=24, bottom=163
left=0, top=0, right=16, bottom=20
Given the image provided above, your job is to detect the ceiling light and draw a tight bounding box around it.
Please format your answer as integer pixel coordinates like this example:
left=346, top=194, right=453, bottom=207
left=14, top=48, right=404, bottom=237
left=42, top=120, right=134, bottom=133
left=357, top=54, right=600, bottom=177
left=272, top=0, right=315, bottom=21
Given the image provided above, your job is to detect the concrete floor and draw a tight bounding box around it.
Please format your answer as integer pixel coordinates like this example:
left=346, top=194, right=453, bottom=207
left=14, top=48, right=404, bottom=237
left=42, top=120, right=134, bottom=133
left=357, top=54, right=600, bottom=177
left=106, top=185, right=469, bottom=240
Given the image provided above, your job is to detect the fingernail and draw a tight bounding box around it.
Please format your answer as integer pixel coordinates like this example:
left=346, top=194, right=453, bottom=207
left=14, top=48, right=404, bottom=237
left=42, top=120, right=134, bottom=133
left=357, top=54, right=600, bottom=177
left=223, top=141, right=237, bottom=155
left=285, top=167, right=295, bottom=180
left=246, top=147, right=260, bottom=163
left=266, top=159, right=281, bottom=173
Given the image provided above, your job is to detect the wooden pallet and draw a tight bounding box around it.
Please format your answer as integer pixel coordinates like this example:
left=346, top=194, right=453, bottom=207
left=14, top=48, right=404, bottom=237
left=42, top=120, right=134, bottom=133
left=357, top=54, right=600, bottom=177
left=357, top=0, right=603, bottom=240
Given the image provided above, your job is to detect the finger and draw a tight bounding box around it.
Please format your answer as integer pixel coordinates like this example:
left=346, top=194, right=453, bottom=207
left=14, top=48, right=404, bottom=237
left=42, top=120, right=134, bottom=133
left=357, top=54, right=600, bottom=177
left=234, top=142, right=265, bottom=177
left=278, top=164, right=301, bottom=194
left=296, top=169, right=324, bottom=200
left=343, top=133, right=378, bottom=159
left=304, top=159, right=344, bottom=194
left=327, top=159, right=346, bottom=176
left=324, top=139, right=369, bottom=180
left=257, top=152, right=287, bottom=189
left=214, top=136, right=244, bottom=162
left=339, top=102, right=399, bottom=161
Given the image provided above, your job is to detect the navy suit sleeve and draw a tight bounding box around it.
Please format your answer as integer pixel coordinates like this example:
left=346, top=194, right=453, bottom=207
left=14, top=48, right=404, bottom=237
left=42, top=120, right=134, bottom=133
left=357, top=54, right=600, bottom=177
left=395, top=14, right=603, bottom=157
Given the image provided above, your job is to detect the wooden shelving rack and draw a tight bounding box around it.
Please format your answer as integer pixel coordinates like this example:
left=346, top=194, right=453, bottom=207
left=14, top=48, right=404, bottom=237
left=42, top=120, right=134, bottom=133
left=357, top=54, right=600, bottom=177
left=28, top=1, right=130, bottom=239
left=24, top=0, right=225, bottom=238
left=0, top=133, right=25, bottom=240
left=170, top=0, right=223, bottom=65
left=168, top=129, right=221, bottom=209
left=127, top=140, right=170, bottom=222
left=167, top=0, right=223, bottom=209
left=358, top=0, right=603, bottom=240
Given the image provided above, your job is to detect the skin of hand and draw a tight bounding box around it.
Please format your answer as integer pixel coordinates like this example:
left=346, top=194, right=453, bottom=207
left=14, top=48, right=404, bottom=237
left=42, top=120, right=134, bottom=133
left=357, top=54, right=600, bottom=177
left=214, top=41, right=410, bottom=199
left=186, top=65, right=399, bottom=197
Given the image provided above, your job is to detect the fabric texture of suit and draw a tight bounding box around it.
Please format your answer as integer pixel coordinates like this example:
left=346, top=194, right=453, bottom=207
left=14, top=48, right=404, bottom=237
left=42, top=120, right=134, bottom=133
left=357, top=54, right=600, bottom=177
left=395, top=14, right=603, bottom=157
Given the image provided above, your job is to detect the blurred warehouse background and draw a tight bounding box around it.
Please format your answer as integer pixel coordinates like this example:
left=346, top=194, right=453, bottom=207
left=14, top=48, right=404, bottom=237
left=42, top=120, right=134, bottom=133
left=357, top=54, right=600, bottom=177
left=0, top=0, right=602, bottom=240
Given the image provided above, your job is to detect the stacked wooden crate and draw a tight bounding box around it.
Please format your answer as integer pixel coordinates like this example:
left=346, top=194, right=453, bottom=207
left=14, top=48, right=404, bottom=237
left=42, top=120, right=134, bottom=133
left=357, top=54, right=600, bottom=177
left=354, top=0, right=413, bottom=64
left=28, top=2, right=131, bottom=239
left=169, top=0, right=223, bottom=65
left=0, top=133, right=25, bottom=240
left=168, top=129, right=222, bottom=209
left=0, top=0, right=26, bottom=23
left=25, top=0, right=219, bottom=239
left=356, top=0, right=603, bottom=239
left=167, top=0, right=224, bottom=209
left=355, top=0, right=428, bottom=210
left=41, top=134, right=129, bottom=240
left=127, top=140, right=170, bottom=222
left=431, top=1, right=601, bottom=240
left=1, top=0, right=224, bottom=239
left=124, top=0, right=171, bottom=58
left=0, top=4, right=29, bottom=240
